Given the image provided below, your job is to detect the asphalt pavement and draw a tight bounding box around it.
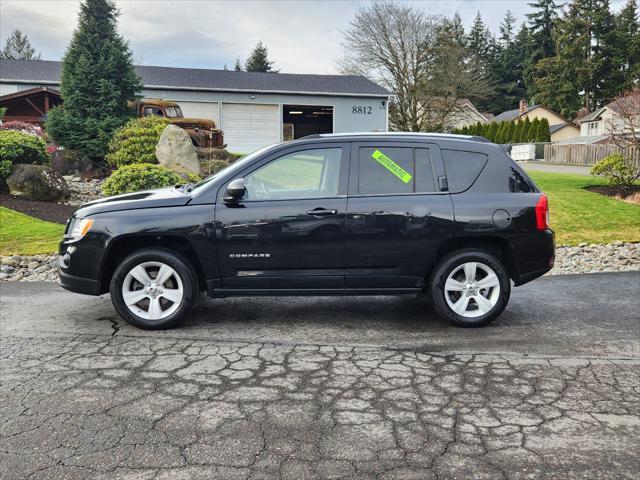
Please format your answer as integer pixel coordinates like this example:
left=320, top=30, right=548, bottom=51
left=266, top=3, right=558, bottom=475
left=1, top=272, right=639, bottom=479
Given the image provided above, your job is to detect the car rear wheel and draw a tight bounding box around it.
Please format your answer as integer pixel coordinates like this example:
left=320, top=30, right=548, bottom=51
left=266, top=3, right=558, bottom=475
left=110, top=248, right=197, bottom=329
left=429, top=249, right=510, bottom=327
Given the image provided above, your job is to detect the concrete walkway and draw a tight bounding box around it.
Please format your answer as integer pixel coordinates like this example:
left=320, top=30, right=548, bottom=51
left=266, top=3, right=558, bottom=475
left=519, top=161, right=592, bottom=176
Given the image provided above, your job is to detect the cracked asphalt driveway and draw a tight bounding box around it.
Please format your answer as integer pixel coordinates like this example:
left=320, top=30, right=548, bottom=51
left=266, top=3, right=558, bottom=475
left=1, top=272, right=639, bottom=479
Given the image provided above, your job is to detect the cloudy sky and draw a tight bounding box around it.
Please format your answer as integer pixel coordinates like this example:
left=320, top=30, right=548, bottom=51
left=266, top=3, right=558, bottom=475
left=0, top=0, right=629, bottom=74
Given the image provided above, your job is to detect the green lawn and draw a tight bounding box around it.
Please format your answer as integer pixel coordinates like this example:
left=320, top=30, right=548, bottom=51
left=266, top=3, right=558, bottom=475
left=0, top=207, right=65, bottom=256
left=529, top=171, right=640, bottom=246
left=0, top=171, right=638, bottom=256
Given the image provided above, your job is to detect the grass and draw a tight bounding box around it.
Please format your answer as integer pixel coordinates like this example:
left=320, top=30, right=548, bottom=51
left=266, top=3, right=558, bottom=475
left=529, top=171, right=640, bottom=246
left=0, top=207, right=65, bottom=256
left=0, top=171, right=637, bottom=255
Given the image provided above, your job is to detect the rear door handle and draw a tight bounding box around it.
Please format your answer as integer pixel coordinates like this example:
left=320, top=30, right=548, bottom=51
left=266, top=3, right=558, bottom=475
left=307, top=208, right=338, bottom=217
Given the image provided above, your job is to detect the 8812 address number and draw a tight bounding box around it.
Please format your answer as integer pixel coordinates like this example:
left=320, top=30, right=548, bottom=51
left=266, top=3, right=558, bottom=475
left=352, top=106, right=372, bottom=115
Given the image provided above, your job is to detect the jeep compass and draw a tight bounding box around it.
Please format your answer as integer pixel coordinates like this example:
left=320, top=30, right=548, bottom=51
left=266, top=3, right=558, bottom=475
left=58, top=133, right=555, bottom=329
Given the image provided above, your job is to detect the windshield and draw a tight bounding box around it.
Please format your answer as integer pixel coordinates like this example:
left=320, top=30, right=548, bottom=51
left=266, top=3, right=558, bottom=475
left=188, top=144, right=281, bottom=194
left=165, top=106, right=183, bottom=118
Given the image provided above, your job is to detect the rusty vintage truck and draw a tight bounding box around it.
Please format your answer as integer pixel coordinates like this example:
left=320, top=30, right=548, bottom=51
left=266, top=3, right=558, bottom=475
left=129, top=99, right=224, bottom=148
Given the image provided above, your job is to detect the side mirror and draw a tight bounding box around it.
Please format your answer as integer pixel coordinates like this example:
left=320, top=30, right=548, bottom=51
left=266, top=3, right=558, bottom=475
left=224, top=178, right=246, bottom=203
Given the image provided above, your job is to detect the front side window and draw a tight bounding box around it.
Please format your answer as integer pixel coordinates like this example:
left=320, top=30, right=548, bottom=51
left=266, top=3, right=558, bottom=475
left=357, top=146, right=435, bottom=195
left=244, top=148, right=342, bottom=201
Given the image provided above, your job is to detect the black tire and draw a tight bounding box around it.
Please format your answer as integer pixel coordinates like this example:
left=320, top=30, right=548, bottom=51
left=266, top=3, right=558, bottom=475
left=110, top=248, right=198, bottom=330
left=429, top=249, right=511, bottom=327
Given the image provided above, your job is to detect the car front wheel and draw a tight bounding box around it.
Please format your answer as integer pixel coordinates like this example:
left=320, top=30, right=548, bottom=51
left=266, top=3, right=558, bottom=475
left=430, top=249, right=511, bottom=327
left=110, top=248, right=197, bottom=329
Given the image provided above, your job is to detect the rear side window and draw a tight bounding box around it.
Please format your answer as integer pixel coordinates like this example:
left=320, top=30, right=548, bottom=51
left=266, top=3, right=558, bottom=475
left=358, top=146, right=435, bottom=194
left=442, top=149, right=488, bottom=193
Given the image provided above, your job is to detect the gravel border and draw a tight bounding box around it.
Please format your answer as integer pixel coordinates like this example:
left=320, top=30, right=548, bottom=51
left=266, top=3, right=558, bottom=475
left=2, top=243, right=638, bottom=283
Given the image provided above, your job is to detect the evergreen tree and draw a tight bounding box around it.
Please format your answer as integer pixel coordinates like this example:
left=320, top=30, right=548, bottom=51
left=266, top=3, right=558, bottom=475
left=467, top=12, right=498, bottom=112
left=234, top=58, right=242, bottom=71
left=488, top=122, right=499, bottom=142
left=500, top=10, right=517, bottom=44
left=614, top=0, right=640, bottom=93
left=513, top=121, right=524, bottom=143
left=523, top=117, right=532, bottom=142
left=490, top=20, right=530, bottom=115
left=530, top=118, right=541, bottom=142
left=46, top=0, right=141, bottom=161
left=525, top=0, right=561, bottom=97
left=537, top=118, right=551, bottom=141
left=0, top=29, right=41, bottom=60
left=245, top=41, right=278, bottom=72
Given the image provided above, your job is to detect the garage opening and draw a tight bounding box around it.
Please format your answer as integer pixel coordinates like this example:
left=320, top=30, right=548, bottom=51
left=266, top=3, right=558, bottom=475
left=283, top=105, right=333, bottom=140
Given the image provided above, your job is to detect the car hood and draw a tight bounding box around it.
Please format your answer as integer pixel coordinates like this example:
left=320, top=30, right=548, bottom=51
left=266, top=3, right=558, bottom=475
left=74, top=187, right=193, bottom=217
left=171, top=117, right=217, bottom=130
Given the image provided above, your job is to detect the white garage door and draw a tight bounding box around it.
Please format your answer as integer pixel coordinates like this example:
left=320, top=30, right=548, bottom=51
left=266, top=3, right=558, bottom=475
left=221, top=103, right=280, bottom=154
left=177, top=101, right=219, bottom=124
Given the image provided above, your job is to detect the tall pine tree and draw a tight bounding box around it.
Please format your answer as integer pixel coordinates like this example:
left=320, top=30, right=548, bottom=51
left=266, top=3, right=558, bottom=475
left=46, top=0, right=141, bottom=161
left=525, top=0, right=560, bottom=98
left=614, top=0, right=640, bottom=93
left=245, top=41, right=278, bottom=72
left=0, top=29, right=41, bottom=60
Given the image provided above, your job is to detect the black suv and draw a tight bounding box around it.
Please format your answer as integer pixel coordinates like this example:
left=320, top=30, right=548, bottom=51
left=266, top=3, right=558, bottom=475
left=59, top=133, right=554, bottom=329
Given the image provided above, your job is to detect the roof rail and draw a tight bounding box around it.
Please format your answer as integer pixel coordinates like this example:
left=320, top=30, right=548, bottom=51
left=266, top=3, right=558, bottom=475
left=300, top=132, right=492, bottom=143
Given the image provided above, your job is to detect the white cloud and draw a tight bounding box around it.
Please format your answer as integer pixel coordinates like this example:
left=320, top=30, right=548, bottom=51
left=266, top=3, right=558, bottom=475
left=0, top=0, right=630, bottom=74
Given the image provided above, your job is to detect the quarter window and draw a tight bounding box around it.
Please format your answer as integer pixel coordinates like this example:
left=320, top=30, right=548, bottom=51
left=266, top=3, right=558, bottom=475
left=442, top=149, right=488, bottom=193
left=357, top=147, right=435, bottom=194
left=244, top=148, right=342, bottom=201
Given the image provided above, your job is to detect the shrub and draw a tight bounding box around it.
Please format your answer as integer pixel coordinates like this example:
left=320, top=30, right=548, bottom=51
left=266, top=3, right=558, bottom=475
left=102, top=163, right=180, bottom=196
left=105, top=116, right=169, bottom=168
left=591, top=152, right=640, bottom=188
left=0, top=130, right=47, bottom=179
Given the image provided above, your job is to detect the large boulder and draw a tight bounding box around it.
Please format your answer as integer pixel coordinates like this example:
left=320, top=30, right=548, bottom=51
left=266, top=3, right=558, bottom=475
left=155, top=124, right=200, bottom=176
left=6, top=164, right=70, bottom=202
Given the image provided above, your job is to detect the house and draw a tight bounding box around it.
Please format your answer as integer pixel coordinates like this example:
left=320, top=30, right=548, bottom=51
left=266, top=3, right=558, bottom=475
left=0, top=86, right=63, bottom=126
left=495, top=100, right=580, bottom=142
left=447, top=98, right=490, bottom=130
left=0, top=59, right=390, bottom=153
left=577, top=94, right=639, bottom=138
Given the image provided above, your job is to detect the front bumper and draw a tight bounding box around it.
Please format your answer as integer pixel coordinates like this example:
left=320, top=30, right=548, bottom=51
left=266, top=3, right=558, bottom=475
left=58, top=266, right=101, bottom=295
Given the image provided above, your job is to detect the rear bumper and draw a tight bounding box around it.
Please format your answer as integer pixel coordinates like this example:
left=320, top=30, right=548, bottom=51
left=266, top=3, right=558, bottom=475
left=511, top=229, right=555, bottom=286
left=58, top=267, right=101, bottom=296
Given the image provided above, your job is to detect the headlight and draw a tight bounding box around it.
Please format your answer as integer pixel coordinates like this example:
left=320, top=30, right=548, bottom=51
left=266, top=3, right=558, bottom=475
left=70, top=218, right=94, bottom=240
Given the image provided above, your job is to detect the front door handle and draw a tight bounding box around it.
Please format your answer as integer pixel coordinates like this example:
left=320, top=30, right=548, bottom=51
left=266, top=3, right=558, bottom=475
left=307, top=208, right=338, bottom=217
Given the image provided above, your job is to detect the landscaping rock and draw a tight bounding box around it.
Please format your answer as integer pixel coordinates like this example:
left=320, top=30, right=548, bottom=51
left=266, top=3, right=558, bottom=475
left=6, top=164, right=70, bottom=202
left=50, top=149, right=90, bottom=176
left=63, top=175, right=104, bottom=206
left=156, top=124, right=200, bottom=176
left=1, top=243, right=638, bottom=283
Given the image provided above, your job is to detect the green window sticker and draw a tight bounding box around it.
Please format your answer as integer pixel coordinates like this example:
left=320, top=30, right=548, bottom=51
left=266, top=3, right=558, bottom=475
left=371, top=149, right=413, bottom=184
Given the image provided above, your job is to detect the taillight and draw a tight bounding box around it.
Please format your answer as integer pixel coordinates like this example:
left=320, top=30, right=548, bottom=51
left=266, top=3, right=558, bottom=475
left=535, top=194, right=549, bottom=230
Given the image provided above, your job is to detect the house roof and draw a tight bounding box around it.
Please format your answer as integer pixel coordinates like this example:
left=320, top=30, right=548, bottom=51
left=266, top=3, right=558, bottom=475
left=549, top=122, right=577, bottom=134
left=0, top=59, right=389, bottom=98
left=0, top=86, right=61, bottom=103
left=554, top=134, right=609, bottom=145
left=494, top=108, right=521, bottom=122
left=495, top=104, right=577, bottom=127
left=576, top=107, right=606, bottom=123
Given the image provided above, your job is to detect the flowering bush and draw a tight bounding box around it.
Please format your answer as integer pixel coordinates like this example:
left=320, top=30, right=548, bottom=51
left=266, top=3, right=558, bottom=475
left=0, top=121, right=42, bottom=136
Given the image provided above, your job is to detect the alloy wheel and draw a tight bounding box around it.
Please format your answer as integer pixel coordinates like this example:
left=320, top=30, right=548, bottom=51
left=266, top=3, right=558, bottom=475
left=121, top=261, right=184, bottom=320
left=444, top=261, right=500, bottom=318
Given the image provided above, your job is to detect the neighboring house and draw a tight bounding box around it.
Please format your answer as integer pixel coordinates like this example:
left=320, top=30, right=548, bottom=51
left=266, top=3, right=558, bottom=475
left=495, top=100, right=580, bottom=142
left=0, top=59, right=390, bottom=153
left=577, top=95, right=639, bottom=138
left=0, top=86, right=62, bottom=126
left=447, top=98, right=490, bottom=130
